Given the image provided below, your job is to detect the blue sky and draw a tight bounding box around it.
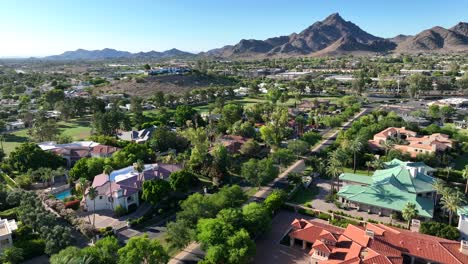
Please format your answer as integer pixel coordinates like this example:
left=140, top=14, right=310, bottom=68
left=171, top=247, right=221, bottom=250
left=0, top=0, right=467, bottom=57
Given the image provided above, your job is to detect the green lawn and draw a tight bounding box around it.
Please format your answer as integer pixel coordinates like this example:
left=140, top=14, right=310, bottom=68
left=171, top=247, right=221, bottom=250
left=289, top=185, right=319, bottom=206
left=1, top=117, right=92, bottom=155
left=57, top=118, right=92, bottom=140
left=343, top=167, right=373, bottom=176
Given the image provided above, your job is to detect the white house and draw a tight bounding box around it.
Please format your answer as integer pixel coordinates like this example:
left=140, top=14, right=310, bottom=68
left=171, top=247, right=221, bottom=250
left=84, top=163, right=182, bottom=212
left=5, top=120, right=25, bottom=131
left=0, top=218, right=17, bottom=250
left=458, top=206, right=468, bottom=240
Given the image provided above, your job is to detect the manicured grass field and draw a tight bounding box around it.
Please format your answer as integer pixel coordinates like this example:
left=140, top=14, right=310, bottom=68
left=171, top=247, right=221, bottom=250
left=343, top=167, right=373, bottom=176
left=289, top=186, right=319, bottom=206
left=1, top=117, right=92, bottom=155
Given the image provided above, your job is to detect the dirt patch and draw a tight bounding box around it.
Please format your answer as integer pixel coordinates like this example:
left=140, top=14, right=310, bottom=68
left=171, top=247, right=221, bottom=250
left=94, top=73, right=239, bottom=97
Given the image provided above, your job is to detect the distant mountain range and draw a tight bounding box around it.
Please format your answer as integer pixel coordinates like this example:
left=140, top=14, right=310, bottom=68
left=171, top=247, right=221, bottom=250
left=204, top=13, right=468, bottom=58
left=44, top=48, right=195, bottom=60
left=43, top=13, right=468, bottom=60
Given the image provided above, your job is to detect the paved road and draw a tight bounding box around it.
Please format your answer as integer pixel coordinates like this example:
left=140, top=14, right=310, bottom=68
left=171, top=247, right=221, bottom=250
left=169, top=105, right=377, bottom=264
left=311, top=108, right=369, bottom=153
left=170, top=160, right=307, bottom=264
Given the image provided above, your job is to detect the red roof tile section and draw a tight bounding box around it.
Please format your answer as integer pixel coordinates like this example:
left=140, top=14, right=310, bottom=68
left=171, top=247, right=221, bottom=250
left=289, top=219, right=468, bottom=264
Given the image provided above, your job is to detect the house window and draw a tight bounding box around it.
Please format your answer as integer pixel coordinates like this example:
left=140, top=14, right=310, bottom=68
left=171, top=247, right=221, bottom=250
left=99, top=196, right=103, bottom=200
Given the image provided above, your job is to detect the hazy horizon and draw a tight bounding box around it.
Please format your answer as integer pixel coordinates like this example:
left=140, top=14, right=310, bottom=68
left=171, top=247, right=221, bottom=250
left=1, top=0, right=467, bottom=57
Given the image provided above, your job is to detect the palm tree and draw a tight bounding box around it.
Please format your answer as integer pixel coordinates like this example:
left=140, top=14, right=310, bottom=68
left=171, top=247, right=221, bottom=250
left=462, top=165, right=468, bottom=194
left=40, top=168, right=53, bottom=188
left=445, top=166, right=452, bottom=179
left=88, top=186, right=98, bottom=229
left=134, top=159, right=145, bottom=182
left=432, top=178, right=447, bottom=205
left=76, top=177, right=87, bottom=196
left=349, top=137, right=363, bottom=173
left=103, top=165, right=114, bottom=211
left=440, top=189, right=464, bottom=225
left=371, top=158, right=385, bottom=170
left=381, top=140, right=394, bottom=156
left=402, top=202, right=418, bottom=229
left=327, top=150, right=344, bottom=192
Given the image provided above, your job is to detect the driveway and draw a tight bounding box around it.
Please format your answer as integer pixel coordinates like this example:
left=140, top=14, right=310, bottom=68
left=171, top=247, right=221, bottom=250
left=254, top=210, right=312, bottom=264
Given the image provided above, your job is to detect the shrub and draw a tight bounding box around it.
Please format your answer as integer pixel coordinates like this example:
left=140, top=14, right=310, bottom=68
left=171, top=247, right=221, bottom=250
left=14, top=238, right=45, bottom=260
left=318, top=212, right=331, bottom=221
left=114, top=205, right=127, bottom=217
left=0, top=208, right=18, bottom=220
left=420, top=221, right=460, bottom=240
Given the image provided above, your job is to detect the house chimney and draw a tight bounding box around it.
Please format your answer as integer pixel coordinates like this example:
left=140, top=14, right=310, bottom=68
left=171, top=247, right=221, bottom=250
left=408, top=167, right=417, bottom=178
left=460, top=240, right=468, bottom=255
left=365, top=229, right=374, bottom=239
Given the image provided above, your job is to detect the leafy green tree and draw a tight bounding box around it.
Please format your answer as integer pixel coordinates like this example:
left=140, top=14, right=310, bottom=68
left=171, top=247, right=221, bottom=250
left=264, top=190, right=287, bottom=215
left=153, top=91, right=165, bottom=107
left=43, top=225, right=74, bottom=255
left=271, top=149, right=295, bottom=169
left=216, top=208, right=244, bottom=229
left=287, top=139, right=309, bottom=156
left=197, top=218, right=234, bottom=248
left=9, top=142, right=65, bottom=172
left=28, top=116, right=60, bottom=142
left=93, top=107, right=130, bottom=136
left=259, top=107, right=289, bottom=147
left=402, top=202, right=418, bottom=229
left=81, top=236, right=119, bottom=264
left=130, top=97, right=145, bottom=128
left=407, top=73, right=431, bottom=98
left=302, top=131, right=322, bottom=146
left=174, top=105, right=198, bottom=127
left=211, top=143, right=229, bottom=174
left=166, top=219, right=195, bottom=249
left=149, top=127, right=188, bottom=153
left=440, top=105, right=455, bottom=124
left=239, top=139, right=261, bottom=158
left=50, top=246, right=89, bottom=264
left=118, top=235, right=169, bottom=264
left=142, top=179, right=172, bottom=206
left=428, top=104, right=440, bottom=120
left=69, top=158, right=105, bottom=181
left=220, top=104, right=243, bottom=129
left=242, top=202, right=271, bottom=237
left=169, top=169, right=196, bottom=192
left=0, top=246, right=24, bottom=264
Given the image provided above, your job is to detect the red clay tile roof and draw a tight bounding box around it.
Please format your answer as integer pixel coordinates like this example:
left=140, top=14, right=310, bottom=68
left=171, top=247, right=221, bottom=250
left=91, top=145, right=120, bottom=155
left=312, top=240, right=332, bottom=253
left=289, top=219, right=468, bottom=264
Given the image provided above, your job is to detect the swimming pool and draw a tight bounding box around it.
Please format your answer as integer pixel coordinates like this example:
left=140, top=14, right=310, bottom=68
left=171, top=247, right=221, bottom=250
left=55, top=189, right=72, bottom=200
